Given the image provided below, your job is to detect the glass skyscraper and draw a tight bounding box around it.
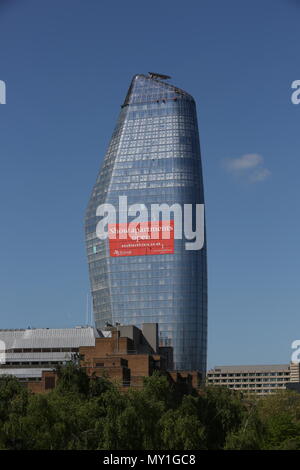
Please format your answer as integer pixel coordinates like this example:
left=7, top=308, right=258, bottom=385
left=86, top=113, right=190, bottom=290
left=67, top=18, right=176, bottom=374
left=85, top=73, right=207, bottom=373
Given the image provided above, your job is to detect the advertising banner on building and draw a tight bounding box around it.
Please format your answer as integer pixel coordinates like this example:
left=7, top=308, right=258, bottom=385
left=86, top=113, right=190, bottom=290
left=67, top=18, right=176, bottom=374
left=108, top=220, right=174, bottom=257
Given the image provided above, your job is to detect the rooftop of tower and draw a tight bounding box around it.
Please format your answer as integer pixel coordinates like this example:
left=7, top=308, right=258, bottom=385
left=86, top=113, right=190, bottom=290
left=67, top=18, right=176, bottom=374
left=122, top=72, right=195, bottom=107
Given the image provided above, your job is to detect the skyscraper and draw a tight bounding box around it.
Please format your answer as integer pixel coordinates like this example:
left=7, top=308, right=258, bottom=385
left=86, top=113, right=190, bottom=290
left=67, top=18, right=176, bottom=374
left=85, top=73, right=207, bottom=373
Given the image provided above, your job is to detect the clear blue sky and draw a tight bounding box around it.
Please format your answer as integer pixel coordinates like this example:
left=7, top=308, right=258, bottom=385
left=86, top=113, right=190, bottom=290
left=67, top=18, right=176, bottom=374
left=1, top=0, right=300, bottom=368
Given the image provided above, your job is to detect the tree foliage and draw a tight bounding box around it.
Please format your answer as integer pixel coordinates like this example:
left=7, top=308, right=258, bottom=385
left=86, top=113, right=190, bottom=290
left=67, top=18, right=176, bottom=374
left=1, top=367, right=300, bottom=450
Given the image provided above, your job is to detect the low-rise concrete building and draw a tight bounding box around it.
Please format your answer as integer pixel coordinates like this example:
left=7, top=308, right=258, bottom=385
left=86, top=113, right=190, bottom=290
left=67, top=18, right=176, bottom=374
left=207, top=363, right=300, bottom=395
left=0, top=326, right=98, bottom=387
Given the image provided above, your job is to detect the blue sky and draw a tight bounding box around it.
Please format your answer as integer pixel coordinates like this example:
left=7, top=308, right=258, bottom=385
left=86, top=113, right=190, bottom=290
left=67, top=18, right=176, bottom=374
left=0, top=0, right=300, bottom=368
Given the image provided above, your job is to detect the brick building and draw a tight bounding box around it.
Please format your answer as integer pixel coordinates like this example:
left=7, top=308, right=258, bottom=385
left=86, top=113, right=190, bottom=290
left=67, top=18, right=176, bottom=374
left=0, top=324, right=202, bottom=394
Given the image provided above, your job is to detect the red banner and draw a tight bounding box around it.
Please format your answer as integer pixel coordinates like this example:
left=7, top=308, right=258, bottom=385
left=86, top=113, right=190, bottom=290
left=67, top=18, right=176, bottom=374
left=108, top=220, right=174, bottom=257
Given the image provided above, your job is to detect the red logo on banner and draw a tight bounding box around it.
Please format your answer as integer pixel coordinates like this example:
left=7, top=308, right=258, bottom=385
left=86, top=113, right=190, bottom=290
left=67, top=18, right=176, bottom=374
left=108, top=220, right=174, bottom=257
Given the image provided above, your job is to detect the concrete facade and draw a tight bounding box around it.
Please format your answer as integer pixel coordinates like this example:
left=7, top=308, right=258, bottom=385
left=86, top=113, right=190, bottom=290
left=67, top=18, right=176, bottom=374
left=207, top=363, right=300, bottom=395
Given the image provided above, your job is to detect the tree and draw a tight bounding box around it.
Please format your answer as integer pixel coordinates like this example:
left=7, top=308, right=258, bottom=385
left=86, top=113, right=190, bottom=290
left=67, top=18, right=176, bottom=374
left=197, top=386, right=245, bottom=449
left=160, top=395, right=206, bottom=449
left=258, top=391, right=300, bottom=450
left=225, top=403, right=265, bottom=450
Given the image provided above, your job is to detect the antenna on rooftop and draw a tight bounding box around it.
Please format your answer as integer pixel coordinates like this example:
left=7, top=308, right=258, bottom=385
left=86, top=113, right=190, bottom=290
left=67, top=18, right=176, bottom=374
left=86, top=293, right=89, bottom=326
left=90, top=294, right=93, bottom=327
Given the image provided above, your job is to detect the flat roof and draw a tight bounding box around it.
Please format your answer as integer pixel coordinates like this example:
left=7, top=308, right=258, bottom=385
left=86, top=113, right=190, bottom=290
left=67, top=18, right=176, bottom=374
left=0, top=368, right=52, bottom=378
left=208, top=364, right=290, bottom=373
left=0, top=327, right=99, bottom=349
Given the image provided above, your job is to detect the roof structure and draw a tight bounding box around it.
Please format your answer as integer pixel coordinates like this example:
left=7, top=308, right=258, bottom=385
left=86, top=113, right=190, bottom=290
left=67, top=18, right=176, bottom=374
left=0, top=327, right=99, bottom=350
left=209, top=364, right=290, bottom=373
left=0, top=368, right=52, bottom=378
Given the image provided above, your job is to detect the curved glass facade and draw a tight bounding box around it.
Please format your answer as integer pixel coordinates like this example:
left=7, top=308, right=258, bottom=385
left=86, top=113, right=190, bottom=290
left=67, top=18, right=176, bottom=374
left=85, top=74, right=207, bottom=372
